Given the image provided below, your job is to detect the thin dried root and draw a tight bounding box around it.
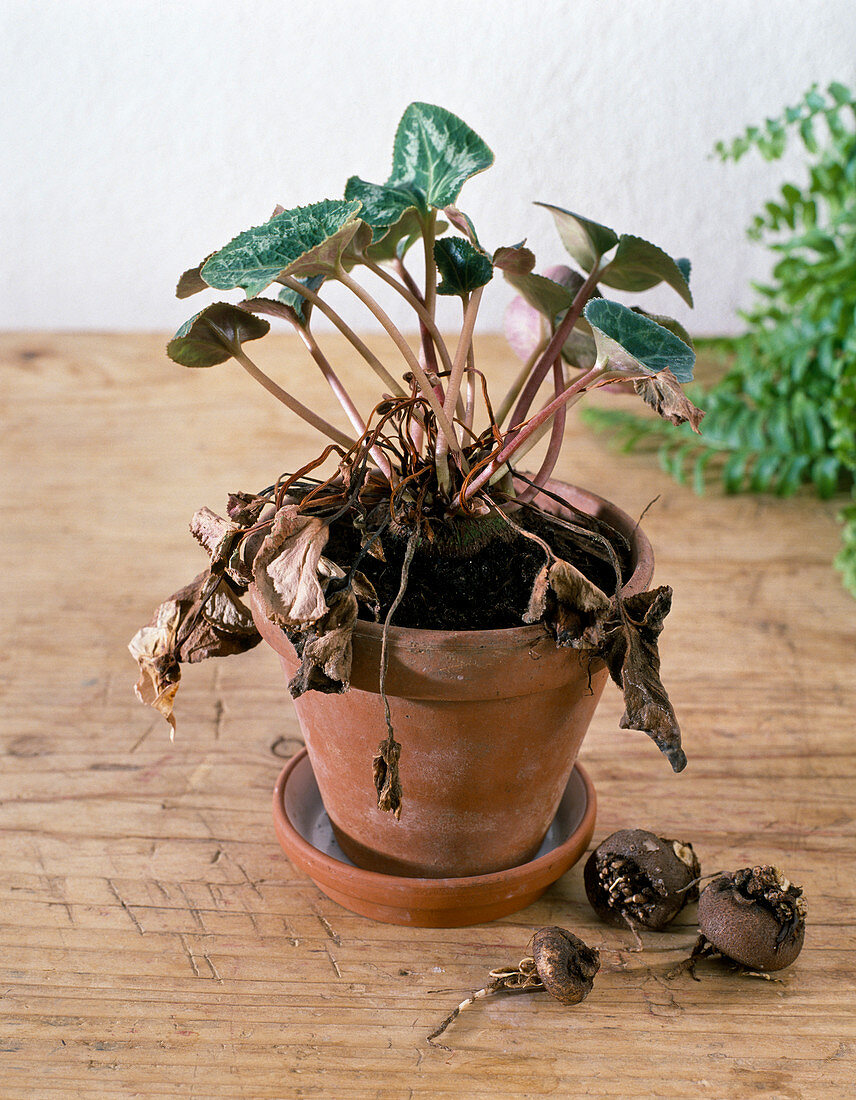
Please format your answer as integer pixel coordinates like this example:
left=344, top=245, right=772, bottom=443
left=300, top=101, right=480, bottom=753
left=427, top=957, right=543, bottom=1048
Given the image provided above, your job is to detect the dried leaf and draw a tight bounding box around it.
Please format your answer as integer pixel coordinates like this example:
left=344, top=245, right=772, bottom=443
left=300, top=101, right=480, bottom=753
left=202, top=582, right=258, bottom=636
left=373, top=736, right=403, bottom=819
left=128, top=600, right=182, bottom=733
left=129, top=572, right=260, bottom=732
left=352, top=571, right=380, bottom=618
left=600, top=587, right=686, bottom=772
left=526, top=558, right=611, bottom=647
left=190, top=506, right=240, bottom=566
left=523, top=563, right=551, bottom=623
left=253, top=505, right=330, bottom=628
left=226, top=491, right=268, bottom=527
left=288, top=589, right=358, bottom=697
left=634, top=368, right=705, bottom=432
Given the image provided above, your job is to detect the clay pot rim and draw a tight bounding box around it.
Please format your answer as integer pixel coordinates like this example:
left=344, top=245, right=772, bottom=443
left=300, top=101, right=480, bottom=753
left=273, top=747, right=597, bottom=904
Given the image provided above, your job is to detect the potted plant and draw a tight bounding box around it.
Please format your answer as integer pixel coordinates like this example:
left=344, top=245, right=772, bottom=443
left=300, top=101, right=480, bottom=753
left=130, top=103, right=702, bottom=909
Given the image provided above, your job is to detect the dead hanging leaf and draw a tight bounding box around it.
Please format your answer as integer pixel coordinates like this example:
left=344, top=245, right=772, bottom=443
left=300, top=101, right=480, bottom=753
left=600, top=587, right=686, bottom=773
left=288, top=589, right=358, bottom=697
left=634, top=369, right=705, bottom=432
left=226, top=491, right=268, bottom=527
left=128, top=600, right=182, bottom=734
left=190, top=505, right=259, bottom=589
left=253, top=506, right=331, bottom=628
left=373, top=736, right=403, bottom=819
left=190, top=507, right=240, bottom=567
left=351, top=570, right=380, bottom=619
left=201, top=582, right=258, bottom=637
left=525, top=558, right=612, bottom=647
left=129, top=572, right=260, bottom=733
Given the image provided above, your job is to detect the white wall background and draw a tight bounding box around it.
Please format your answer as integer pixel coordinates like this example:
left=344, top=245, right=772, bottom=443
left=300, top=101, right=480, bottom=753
left=2, top=0, right=855, bottom=336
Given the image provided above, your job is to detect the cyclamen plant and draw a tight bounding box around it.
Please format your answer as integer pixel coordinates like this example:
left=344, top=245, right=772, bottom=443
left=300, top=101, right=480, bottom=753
left=130, top=102, right=703, bottom=814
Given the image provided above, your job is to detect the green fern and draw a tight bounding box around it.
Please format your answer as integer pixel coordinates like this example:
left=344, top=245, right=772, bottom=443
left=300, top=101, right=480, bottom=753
left=585, top=82, right=856, bottom=596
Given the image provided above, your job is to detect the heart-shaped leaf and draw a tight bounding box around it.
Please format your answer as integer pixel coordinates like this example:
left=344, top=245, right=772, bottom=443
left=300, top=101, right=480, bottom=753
left=493, top=244, right=536, bottom=274
left=363, top=207, right=425, bottom=263
left=167, top=303, right=270, bottom=368
left=600, top=234, right=693, bottom=306
left=434, top=237, right=493, bottom=297
left=344, top=176, right=417, bottom=229
left=504, top=270, right=575, bottom=321
left=201, top=200, right=364, bottom=296
left=630, top=307, right=693, bottom=349
left=537, top=203, right=619, bottom=272
left=584, top=299, right=695, bottom=382
left=387, top=102, right=494, bottom=211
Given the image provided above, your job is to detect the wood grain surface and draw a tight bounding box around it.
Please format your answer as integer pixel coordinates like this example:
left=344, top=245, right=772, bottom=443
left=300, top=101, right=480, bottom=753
left=2, top=331, right=854, bottom=1099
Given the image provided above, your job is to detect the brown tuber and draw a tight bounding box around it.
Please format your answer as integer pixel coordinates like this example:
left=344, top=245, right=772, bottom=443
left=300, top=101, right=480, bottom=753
left=695, top=865, right=806, bottom=972
left=427, top=927, right=599, bottom=1047
left=584, top=828, right=700, bottom=932
left=531, top=926, right=600, bottom=1004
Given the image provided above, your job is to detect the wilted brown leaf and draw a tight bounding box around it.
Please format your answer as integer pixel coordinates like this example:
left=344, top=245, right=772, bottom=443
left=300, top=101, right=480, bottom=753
left=226, top=491, right=268, bottom=527
left=525, top=558, right=611, bottom=647
left=288, top=589, right=358, bottom=697
left=129, top=572, right=260, bottom=733
left=128, top=600, right=182, bottom=734
left=253, top=506, right=331, bottom=628
left=600, top=587, right=686, bottom=772
left=373, top=736, right=403, bottom=819
left=634, top=368, right=705, bottom=432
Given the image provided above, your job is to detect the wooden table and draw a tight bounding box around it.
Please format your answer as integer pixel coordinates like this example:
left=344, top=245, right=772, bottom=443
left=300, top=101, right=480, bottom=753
left=2, top=332, right=854, bottom=1098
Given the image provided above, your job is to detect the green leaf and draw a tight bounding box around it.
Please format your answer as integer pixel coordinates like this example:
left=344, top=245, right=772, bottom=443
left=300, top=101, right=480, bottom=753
left=676, top=257, right=691, bottom=285
left=201, top=200, right=365, bottom=297
left=277, top=275, right=326, bottom=325
left=584, top=299, right=696, bottom=382
left=167, top=303, right=270, bottom=368
left=600, top=235, right=694, bottom=306
left=536, top=203, right=619, bottom=272
left=363, top=207, right=425, bottom=263
left=434, top=237, right=493, bottom=297
left=386, top=102, right=494, bottom=211
left=630, top=307, right=694, bottom=349
left=503, top=270, right=574, bottom=321
left=344, top=176, right=416, bottom=229
left=492, top=244, right=536, bottom=275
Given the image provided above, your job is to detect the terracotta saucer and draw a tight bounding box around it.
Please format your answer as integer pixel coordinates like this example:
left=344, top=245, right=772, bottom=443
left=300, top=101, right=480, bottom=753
left=272, top=748, right=597, bottom=927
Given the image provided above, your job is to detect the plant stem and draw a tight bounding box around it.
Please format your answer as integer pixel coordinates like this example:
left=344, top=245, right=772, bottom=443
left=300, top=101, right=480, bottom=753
left=495, top=338, right=549, bottom=428
left=295, top=327, right=394, bottom=481
left=423, top=210, right=437, bottom=321
left=509, top=266, right=603, bottom=429
left=436, top=288, right=483, bottom=466
left=365, top=257, right=454, bottom=376
left=230, top=347, right=357, bottom=449
left=464, top=343, right=476, bottom=431
left=459, top=364, right=628, bottom=505
left=278, top=274, right=405, bottom=397
left=517, top=357, right=566, bottom=503
left=335, top=265, right=464, bottom=465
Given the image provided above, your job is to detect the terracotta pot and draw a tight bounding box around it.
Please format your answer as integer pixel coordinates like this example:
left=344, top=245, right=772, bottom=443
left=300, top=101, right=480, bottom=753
left=251, top=478, right=654, bottom=879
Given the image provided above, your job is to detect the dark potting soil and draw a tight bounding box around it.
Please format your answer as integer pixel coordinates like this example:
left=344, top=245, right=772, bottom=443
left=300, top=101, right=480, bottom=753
left=325, top=507, right=633, bottom=631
